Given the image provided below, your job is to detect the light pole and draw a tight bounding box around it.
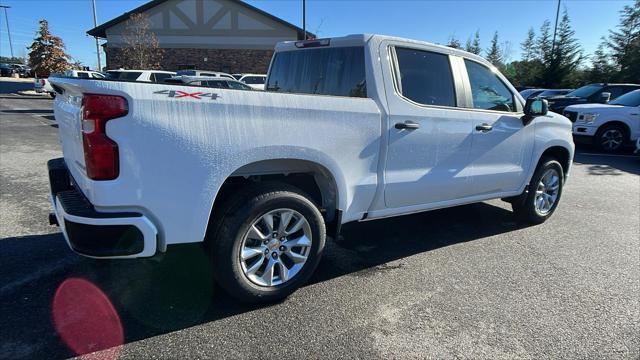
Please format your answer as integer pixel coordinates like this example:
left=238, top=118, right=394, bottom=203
left=302, top=0, right=306, bottom=40
left=0, top=5, right=14, bottom=58
left=551, top=0, right=561, bottom=54
left=91, top=0, right=101, bottom=71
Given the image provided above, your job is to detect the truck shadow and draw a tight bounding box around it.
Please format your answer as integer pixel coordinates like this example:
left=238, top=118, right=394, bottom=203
left=573, top=146, right=639, bottom=176
left=0, top=202, right=527, bottom=359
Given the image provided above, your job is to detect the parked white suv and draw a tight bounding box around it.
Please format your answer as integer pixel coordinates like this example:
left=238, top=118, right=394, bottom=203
left=565, top=89, right=640, bottom=152
left=239, top=74, right=267, bottom=90
left=49, top=34, right=574, bottom=303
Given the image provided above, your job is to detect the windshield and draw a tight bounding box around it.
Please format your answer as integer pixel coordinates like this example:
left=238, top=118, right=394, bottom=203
left=565, top=84, right=602, bottom=98
left=610, top=90, right=640, bottom=107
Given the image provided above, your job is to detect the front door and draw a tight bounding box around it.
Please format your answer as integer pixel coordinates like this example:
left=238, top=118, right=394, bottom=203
left=461, top=59, right=534, bottom=195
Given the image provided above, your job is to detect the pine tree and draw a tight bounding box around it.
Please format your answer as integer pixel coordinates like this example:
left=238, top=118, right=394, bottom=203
left=536, top=20, right=552, bottom=63
left=465, top=30, right=481, bottom=55
left=607, top=0, right=640, bottom=82
left=120, top=13, right=164, bottom=69
left=588, top=39, right=616, bottom=82
left=446, top=35, right=461, bottom=49
left=521, top=28, right=537, bottom=61
left=539, top=9, right=582, bottom=87
left=27, top=20, right=70, bottom=77
left=485, top=31, right=502, bottom=66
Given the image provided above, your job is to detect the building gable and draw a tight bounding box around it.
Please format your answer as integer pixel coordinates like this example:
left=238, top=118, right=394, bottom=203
left=94, top=0, right=309, bottom=50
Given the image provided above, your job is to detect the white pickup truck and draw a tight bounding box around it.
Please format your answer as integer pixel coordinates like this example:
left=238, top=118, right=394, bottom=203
left=48, top=34, right=574, bottom=302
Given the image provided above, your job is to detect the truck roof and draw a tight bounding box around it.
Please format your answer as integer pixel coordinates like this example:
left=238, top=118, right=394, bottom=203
left=275, top=34, right=492, bottom=67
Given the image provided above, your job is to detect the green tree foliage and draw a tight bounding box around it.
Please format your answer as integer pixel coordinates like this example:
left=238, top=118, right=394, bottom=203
left=607, top=0, right=640, bottom=82
left=587, top=39, right=617, bottom=82
left=446, top=34, right=461, bottom=49
left=540, top=9, right=582, bottom=87
left=485, top=31, right=503, bottom=66
left=493, top=3, right=636, bottom=88
left=465, top=30, right=482, bottom=55
left=27, top=20, right=70, bottom=77
left=536, top=20, right=553, bottom=64
left=521, top=28, right=537, bottom=61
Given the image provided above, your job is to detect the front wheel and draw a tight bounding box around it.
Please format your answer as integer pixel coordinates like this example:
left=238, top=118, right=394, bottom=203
left=596, top=124, right=627, bottom=153
left=512, top=158, right=564, bottom=224
left=208, top=184, right=325, bottom=303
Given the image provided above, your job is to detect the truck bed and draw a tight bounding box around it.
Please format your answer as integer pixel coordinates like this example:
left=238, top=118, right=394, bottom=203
left=50, top=77, right=382, bottom=248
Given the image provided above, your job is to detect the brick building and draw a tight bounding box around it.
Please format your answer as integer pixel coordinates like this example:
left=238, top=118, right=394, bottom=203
left=87, top=0, right=309, bottom=73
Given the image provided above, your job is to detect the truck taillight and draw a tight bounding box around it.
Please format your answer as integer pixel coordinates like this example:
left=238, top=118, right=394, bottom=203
left=81, top=94, right=128, bottom=180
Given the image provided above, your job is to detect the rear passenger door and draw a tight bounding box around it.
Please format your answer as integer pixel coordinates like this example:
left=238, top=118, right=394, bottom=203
left=461, top=59, right=534, bottom=196
left=382, top=44, right=475, bottom=208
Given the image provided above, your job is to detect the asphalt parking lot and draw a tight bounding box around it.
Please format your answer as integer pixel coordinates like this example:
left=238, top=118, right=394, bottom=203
left=1, top=79, right=638, bottom=359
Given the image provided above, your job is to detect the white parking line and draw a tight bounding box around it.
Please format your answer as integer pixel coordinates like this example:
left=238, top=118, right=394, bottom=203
left=577, top=152, right=639, bottom=158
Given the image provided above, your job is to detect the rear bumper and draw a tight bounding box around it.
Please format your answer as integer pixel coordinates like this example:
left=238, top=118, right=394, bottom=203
left=48, top=158, right=158, bottom=258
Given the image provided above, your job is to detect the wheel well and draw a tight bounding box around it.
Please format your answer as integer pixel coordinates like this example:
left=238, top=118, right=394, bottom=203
left=540, top=146, right=571, bottom=177
left=597, top=121, right=631, bottom=139
left=212, top=160, right=339, bottom=223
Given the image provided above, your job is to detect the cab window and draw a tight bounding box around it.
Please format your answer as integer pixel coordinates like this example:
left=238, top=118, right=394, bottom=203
left=464, top=59, right=516, bottom=112
left=267, top=46, right=367, bottom=98
left=394, top=47, right=456, bottom=107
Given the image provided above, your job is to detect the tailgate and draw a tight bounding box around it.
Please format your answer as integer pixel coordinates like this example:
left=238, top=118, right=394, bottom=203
left=49, top=79, right=88, bottom=187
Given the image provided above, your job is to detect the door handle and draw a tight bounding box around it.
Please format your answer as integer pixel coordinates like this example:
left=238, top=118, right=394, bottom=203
left=475, top=123, right=493, bottom=132
left=395, top=121, right=420, bottom=130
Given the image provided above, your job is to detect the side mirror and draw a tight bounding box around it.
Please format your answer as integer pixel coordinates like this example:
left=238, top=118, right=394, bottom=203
left=600, top=92, right=611, bottom=103
left=522, top=98, right=548, bottom=125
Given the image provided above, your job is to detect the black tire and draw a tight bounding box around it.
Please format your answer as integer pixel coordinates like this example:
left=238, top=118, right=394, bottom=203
left=512, top=157, right=564, bottom=224
left=207, top=183, right=325, bottom=303
left=49, top=92, right=56, bottom=99
left=595, top=123, right=627, bottom=153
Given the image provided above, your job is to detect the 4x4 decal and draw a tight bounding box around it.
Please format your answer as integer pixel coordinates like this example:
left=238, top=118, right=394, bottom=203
left=153, top=90, right=220, bottom=100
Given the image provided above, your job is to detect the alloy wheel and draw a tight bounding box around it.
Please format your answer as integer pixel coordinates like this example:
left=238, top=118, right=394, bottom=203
left=239, top=208, right=312, bottom=287
left=600, top=129, right=623, bottom=151
left=534, top=168, right=560, bottom=215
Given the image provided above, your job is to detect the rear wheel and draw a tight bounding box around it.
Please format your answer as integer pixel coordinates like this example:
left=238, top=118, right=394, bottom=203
left=595, top=124, right=627, bottom=153
left=207, top=183, right=325, bottom=303
left=512, top=158, right=564, bottom=224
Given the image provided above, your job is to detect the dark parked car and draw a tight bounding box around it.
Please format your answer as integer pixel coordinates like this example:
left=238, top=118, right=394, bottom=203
left=0, top=63, right=17, bottom=77
left=547, top=83, right=640, bottom=114
left=519, top=88, right=546, bottom=99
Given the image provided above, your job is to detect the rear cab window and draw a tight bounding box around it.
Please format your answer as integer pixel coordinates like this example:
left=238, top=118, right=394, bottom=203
left=393, top=47, right=456, bottom=107
left=266, top=46, right=367, bottom=98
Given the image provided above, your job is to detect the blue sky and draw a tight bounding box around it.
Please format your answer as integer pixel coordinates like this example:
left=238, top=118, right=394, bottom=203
left=0, top=0, right=633, bottom=70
